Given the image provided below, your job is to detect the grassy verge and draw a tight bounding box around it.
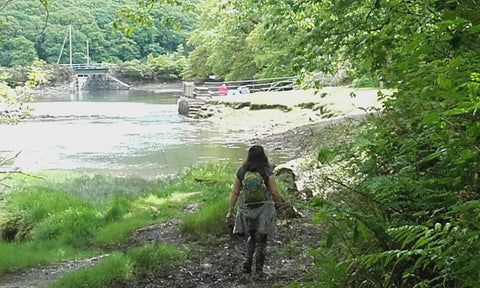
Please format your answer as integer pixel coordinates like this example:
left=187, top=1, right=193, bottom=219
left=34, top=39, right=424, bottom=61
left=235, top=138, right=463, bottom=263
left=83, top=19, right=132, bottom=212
left=181, top=197, right=230, bottom=242
left=3, top=171, right=171, bottom=206
left=50, top=243, right=187, bottom=288
left=0, top=162, right=238, bottom=275
left=0, top=241, right=98, bottom=275
left=93, top=194, right=188, bottom=246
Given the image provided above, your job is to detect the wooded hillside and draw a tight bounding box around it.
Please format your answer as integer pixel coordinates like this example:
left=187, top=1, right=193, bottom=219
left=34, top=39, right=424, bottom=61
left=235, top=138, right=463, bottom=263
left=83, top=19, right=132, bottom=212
left=0, top=0, right=196, bottom=67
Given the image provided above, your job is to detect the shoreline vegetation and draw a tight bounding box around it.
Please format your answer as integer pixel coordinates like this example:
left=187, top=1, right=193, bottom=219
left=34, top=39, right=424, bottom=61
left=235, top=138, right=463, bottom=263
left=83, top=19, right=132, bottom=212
left=0, top=163, right=247, bottom=285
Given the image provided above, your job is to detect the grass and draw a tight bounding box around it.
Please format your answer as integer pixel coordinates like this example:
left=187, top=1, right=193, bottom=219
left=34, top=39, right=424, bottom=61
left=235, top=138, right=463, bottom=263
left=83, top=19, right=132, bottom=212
left=127, top=242, right=188, bottom=276
left=31, top=207, right=102, bottom=248
left=0, top=187, right=94, bottom=241
left=94, top=192, right=204, bottom=246
left=94, top=214, right=157, bottom=246
left=49, top=252, right=132, bottom=288
left=50, top=243, right=187, bottom=288
left=181, top=197, right=230, bottom=241
left=0, top=161, right=287, bottom=284
left=0, top=240, right=97, bottom=276
left=0, top=162, right=239, bottom=274
left=3, top=171, right=171, bottom=205
left=178, top=162, right=236, bottom=241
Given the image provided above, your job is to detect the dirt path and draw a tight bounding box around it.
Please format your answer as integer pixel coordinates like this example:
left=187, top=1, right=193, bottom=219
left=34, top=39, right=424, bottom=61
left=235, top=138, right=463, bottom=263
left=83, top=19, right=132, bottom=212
left=0, top=207, right=319, bottom=288
left=119, top=210, right=319, bottom=288
left=0, top=254, right=109, bottom=288
left=0, top=219, right=182, bottom=288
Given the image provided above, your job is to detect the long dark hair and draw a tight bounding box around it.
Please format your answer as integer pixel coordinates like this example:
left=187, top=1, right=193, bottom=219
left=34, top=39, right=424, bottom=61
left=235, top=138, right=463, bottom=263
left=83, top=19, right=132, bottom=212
left=242, top=145, right=269, bottom=178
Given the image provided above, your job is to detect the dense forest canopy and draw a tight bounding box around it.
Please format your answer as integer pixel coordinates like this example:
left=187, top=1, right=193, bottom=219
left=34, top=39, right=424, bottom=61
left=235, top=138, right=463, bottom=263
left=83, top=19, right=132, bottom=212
left=182, top=0, right=300, bottom=80
left=0, top=0, right=196, bottom=67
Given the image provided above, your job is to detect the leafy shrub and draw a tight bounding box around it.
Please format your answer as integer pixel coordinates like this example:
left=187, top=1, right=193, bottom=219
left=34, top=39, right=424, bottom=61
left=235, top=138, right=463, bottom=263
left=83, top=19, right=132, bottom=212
left=47, top=64, right=74, bottom=84
left=351, top=75, right=376, bottom=88
left=260, top=0, right=480, bottom=286
left=310, top=71, right=480, bottom=287
left=144, top=54, right=177, bottom=79
left=0, top=187, right=91, bottom=241
left=114, top=52, right=186, bottom=81
left=0, top=60, right=71, bottom=87
left=117, top=59, right=144, bottom=78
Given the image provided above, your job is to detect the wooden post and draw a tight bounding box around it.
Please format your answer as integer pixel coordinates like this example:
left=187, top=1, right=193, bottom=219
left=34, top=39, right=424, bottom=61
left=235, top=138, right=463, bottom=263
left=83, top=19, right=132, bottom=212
left=183, top=81, right=194, bottom=98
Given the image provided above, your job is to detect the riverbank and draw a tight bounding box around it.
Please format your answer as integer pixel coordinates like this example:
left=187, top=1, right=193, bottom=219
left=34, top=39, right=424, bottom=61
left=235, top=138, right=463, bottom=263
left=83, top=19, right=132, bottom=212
left=197, top=86, right=388, bottom=148
left=31, top=80, right=183, bottom=99
left=0, top=162, right=322, bottom=288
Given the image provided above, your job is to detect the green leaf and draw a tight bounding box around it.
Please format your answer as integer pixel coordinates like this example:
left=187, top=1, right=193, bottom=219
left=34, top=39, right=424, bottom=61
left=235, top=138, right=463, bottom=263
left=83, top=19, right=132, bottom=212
left=423, top=150, right=444, bottom=162
left=468, top=24, right=480, bottom=33
left=460, top=149, right=473, bottom=160
left=443, top=108, right=466, bottom=116
left=325, top=228, right=336, bottom=248
left=437, top=76, right=452, bottom=90
left=439, top=34, right=453, bottom=41
left=423, top=113, right=439, bottom=125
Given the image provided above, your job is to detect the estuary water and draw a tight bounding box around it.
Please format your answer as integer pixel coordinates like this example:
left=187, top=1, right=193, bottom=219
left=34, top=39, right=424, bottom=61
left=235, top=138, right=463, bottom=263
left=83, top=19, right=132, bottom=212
left=0, top=89, right=284, bottom=177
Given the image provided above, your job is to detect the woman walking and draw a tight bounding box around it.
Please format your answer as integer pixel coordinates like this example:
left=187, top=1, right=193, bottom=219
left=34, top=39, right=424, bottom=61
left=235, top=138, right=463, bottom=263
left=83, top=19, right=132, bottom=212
left=226, top=145, right=284, bottom=274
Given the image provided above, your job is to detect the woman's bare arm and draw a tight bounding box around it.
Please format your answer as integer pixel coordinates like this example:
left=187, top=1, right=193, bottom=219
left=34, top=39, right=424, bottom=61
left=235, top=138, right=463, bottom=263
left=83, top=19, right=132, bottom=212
left=226, top=177, right=242, bottom=221
left=267, top=175, right=284, bottom=204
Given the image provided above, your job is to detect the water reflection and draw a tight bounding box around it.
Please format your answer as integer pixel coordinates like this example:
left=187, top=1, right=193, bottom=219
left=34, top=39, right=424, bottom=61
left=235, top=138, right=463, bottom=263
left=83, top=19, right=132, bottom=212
left=36, top=90, right=180, bottom=104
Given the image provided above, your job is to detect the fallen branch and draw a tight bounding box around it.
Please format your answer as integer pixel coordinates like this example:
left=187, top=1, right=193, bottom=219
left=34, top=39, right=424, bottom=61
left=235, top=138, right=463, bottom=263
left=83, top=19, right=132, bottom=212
left=0, top=151, right=21, bottom=167
left=0, top=182, right=11, bottom=188
left=194, top=178, right=227, bottom=185
left=0, top=152, right=45, bottom=184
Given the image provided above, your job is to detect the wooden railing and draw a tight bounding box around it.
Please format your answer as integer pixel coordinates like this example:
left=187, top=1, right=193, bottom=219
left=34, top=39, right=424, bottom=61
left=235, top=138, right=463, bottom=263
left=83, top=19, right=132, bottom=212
left=186, top=73, right=340, bottom=97
left=197, top=76, right=298, bottom=97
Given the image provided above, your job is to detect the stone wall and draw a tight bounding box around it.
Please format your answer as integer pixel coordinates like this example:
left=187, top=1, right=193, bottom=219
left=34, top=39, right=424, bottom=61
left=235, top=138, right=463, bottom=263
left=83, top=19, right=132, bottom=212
left=82, top=74, right=130, bottom=91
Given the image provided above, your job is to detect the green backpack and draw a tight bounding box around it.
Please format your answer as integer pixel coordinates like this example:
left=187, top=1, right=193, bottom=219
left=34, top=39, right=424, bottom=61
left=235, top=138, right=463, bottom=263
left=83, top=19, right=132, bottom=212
left=242, top=171, right=268, bottom=206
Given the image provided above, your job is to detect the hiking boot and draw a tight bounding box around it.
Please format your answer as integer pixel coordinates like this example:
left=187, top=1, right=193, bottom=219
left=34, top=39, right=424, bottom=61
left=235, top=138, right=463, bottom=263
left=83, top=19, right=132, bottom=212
left=242, top=262, right=252, bottom=274
left=253, top=268, right=267, bottom=280
left=255, top=264, right=263, bottom=274
left=255, top=251, right=265, bottom=274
